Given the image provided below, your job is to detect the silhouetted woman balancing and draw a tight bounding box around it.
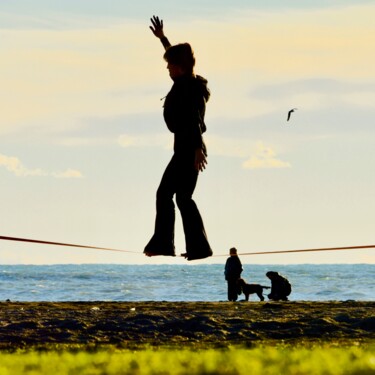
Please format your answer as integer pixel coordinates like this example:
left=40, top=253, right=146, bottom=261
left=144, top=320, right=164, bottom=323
left=144, top=16, right=213, bottom=261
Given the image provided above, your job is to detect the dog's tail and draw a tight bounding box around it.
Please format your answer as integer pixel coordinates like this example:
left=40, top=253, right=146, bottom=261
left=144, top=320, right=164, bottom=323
left=261, top=286, right=271, bottom=289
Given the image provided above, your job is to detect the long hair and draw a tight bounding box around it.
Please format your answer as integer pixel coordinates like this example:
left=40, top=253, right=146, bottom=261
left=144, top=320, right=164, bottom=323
left=164, top=43, right=195, bottom=74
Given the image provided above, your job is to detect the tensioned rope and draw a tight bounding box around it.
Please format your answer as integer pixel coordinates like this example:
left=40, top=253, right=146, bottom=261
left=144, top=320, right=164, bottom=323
left=213, top=244, right=375, bottom=257
left=0, top=235, right=374, bottom=257
left=0, top=235, right=137, bottom=254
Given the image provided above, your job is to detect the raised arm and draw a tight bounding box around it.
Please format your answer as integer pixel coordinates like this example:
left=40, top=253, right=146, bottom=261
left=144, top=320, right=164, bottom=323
left=149, top=15, right=171, bottom=50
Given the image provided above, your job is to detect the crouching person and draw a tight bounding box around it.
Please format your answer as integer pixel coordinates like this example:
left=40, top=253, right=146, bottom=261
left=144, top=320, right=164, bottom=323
left=266, top=271, right=292, bottom=301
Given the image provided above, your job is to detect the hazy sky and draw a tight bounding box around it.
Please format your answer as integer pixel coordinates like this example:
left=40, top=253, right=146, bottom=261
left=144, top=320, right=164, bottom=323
left=1, top=1, right=374, bottom=264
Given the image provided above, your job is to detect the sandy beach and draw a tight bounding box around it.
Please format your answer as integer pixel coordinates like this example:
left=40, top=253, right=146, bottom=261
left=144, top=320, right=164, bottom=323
left=0, top=301, right=374, bottom=350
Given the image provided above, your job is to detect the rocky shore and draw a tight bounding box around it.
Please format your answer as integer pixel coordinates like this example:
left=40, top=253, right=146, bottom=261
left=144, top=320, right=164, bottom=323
left=0, top=301, right=374, bottom=350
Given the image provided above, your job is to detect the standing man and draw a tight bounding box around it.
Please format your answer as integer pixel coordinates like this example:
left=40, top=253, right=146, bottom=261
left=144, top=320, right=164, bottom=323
left=224, top=247, right=243, bottom=301
left=144, top=16, right=213, bottom=261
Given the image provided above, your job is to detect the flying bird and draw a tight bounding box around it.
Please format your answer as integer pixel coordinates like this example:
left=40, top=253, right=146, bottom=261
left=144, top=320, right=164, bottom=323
left=287, top=108, right=298, bottom=121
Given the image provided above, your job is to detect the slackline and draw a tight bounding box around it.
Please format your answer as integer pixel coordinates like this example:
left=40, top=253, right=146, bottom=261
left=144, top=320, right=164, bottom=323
left=0, top=235, right=374, bottom=257
left=0, top=235, right=137, bottom=254
left=226, top=244, right=375, bottom=257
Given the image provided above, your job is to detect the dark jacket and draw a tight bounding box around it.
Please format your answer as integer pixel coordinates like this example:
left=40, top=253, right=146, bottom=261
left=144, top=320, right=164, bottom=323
left=224, top=256, right=243, bottom=281
left=270, top=275, right=292, bottom=297
left=163, top=74, right=210, bottom=155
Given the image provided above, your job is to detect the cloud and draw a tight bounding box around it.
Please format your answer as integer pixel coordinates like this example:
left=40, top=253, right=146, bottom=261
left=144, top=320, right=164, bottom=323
left=1, top=3, right=375, bottom=138
left=118, top=133, right=172, bottom=150
left=0, top=22, right=162, bottom=136
left=205, top=135, right=252, bottom=158
left=204, top=136, right=291, bottom=169
left=242, top=142, right=291, bottom=170
left=117, top=133, right=290, bottom=171
left=52, top=169, right=83, bottom=179
left=248, top=78, right=375, bottom=113
left=118, top=134, right=141, bottom=147
left=0, top=153, right=83, bottom=178
left=0, top=154, right=47, bottom=177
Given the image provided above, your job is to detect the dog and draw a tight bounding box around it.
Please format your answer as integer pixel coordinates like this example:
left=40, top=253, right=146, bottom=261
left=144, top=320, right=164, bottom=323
left=237, top=278, right=270, bottom=301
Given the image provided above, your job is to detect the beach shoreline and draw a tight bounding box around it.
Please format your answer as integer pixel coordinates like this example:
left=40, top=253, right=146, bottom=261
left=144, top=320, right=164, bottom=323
left=0, top=301, right=374, bottom=350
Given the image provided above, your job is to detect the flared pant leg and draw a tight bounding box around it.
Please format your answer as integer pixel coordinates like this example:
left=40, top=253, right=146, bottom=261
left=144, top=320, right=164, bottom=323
left=144, top=153, right=212, bottom=258
left=144, top=156, right=177, bottom=256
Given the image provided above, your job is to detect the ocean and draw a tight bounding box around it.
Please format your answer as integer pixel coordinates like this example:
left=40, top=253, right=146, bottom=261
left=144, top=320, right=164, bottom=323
left=0, top=264, right=373, bottom=302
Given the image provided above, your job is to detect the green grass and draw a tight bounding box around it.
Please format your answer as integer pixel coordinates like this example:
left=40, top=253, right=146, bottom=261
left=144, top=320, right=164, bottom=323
left=0, top=344, right=374, bottom=374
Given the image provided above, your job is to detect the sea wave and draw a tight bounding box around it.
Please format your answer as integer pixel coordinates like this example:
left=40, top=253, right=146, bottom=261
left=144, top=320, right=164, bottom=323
left=0, top=264, right=373, bottom=302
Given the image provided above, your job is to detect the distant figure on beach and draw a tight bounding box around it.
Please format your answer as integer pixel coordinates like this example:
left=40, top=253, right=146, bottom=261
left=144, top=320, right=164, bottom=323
left=224, top=247, right=243, bottom=301
left=144, top=16, right=213, bottom=261
left=266, top=271, right=292, bottom=301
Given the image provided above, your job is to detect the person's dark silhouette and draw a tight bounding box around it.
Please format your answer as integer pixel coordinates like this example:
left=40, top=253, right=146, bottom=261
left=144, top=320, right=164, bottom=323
left=144, top=16, right=213, bottom=261
left=224, top=247, right=243, bottom=301
left=266, top=271, right=292, bottom=301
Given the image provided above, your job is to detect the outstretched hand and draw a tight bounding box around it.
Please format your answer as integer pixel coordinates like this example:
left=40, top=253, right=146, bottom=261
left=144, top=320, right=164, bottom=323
left=149, top=15, right=165, bottom=39
left=195, top=149, right=207, bottom=172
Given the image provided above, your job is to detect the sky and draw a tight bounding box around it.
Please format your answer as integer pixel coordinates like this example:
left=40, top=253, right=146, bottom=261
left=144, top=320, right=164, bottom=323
left=1, top=0, right=374, bottom=264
